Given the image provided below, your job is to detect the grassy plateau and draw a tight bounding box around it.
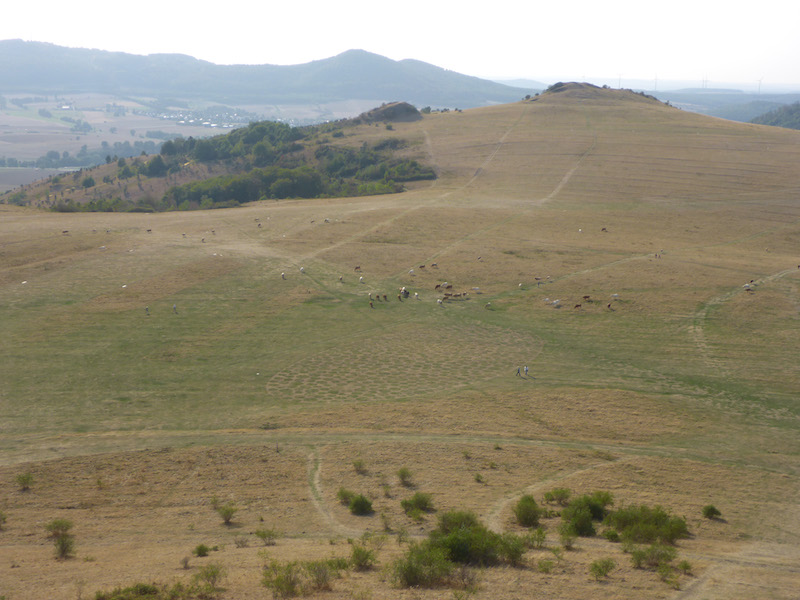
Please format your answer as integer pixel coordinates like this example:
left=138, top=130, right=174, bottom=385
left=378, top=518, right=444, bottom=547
left=1, top=84, right=799, bottom=599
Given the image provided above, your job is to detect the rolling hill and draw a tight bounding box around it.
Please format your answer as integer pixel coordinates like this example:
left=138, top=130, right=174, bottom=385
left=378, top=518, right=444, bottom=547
left=1, top=83, right=799, bottom=600
left=0, top=40, right=536, bottom=107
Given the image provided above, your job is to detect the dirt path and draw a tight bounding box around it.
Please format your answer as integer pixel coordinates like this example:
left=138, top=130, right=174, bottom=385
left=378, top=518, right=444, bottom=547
left=306, top=446, right=363, bottom=538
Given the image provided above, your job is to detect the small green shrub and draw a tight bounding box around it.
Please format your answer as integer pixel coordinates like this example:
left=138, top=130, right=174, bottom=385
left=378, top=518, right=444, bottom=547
left=561, top=505, right=595, bottom=537
left=558, top=523, right=577, bottom=550
left=499, top=533, right=526, bottom=566
left=53, top=532, right=75, bottom=559
left=337, top=487, right=355, bottom=506
left=391, top=541, right=454, bottom=588
left=543, top=487, right=571, bottom=506
left=397, top=467, right=413, bottom=487
left=677, top=559, right=692, bottom=574
left=194, top=562, right=226, bottom=588
left=590, top=557, right=616, bottom=580
left=352, top=459, right=367, bottom=475
left=45, top=518, right=75, bottom=559
left=349, top=494, right=373, bottom=516
left=0, top=510, right=6, bottom=530
left=45, top=518, right=73, bottom=538
left=474, top=473, right=484, bottom=484
left=255, top=527, right=278, bottom=546
left=702, top=504, right=721, bottom=519
left=15, top=472, right=34, bottom=491
left=262, top=560, right=303, bottom=598
left=514, top=495, right=542, bottom=527
left=350, top=543, right=377, bottom=571
left=215, top=502, right=238, bottom=525
left=437, top=511, right=480, bottom=533
left=605, top=504, right=689, bottom=545
left=303, top=560, right=336, bottom=591
left=524, top=527, right=547, bottom=549
left=193, top=543, right=210, bottom=557
left=602, top=529, right=620, bottom=542
left=630, top=543, right=677, bottom=569
left=401, top=492, right=434, bottom=515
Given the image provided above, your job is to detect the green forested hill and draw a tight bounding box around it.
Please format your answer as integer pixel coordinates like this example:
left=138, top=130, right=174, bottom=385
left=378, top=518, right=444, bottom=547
left=751, top=101, right=800, bottom=129
left=2, top=103, right=436, bottom=211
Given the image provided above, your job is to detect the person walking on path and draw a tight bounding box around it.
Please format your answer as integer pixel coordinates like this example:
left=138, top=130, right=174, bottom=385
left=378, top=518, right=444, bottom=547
left=524, top=365, right=529, bottom=377
left=516, top=367, right=521, bottom=377
left=173, top=304, right=178, bottom=314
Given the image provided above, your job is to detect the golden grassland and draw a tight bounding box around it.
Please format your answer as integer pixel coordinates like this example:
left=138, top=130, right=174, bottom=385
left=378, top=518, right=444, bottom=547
left=1, top=85, right=799, bottom=599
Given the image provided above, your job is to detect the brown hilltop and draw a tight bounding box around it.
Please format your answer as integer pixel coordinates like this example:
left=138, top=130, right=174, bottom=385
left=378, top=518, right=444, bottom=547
left=353, top=101, right=423, bottom=123
left=537, top=81, right=664, bottom=105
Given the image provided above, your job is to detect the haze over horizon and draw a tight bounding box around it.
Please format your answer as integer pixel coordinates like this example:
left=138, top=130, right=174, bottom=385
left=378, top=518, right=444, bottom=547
left=3, top=0, right=800, bottom=92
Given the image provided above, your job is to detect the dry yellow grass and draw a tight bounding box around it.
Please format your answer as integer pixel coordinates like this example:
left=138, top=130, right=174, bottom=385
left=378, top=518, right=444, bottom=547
left=1, top=86, right=799, bottom=599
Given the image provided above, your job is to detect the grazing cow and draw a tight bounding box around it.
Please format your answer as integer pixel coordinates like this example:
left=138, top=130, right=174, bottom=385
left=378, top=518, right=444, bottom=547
left=435, top=284, right=441, bottom=290
left=146, top=229, right=152, bottom=233
left=431, top=263, right=438, bottom=268
left=382, top=294, right=388, bottom=301
left=398, top=294, right=402, bottom=301
left=182, top=233, right=187, bottom=237
left=601, top=227, right=607, bottom=232
left=583, top=295, right=590, bottom=300
left=437, top=299, right=443, bottom=305
left=359, top=276, right=364, bottom=283
left=338, top=276, right=343, bottom=282
left=62, top=230, right=69, bottom=234
left=419, top=265, right=426, bottom=269
left=607, top=303, right=612, bottom=309
left=574, top=304, right=582, bottom=309
left=281, top=272, right=286, bottom=280
left=258, top=223, right=262, bottom=228
left=354, top=266, right=361, bottom=272
left=369, top=301, right=373, bottom=308
left=300, top=266, right=305, bottom=273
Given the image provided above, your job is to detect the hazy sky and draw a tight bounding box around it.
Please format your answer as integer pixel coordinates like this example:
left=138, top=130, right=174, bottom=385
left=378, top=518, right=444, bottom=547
left=3, top=0, right=799, bottom=89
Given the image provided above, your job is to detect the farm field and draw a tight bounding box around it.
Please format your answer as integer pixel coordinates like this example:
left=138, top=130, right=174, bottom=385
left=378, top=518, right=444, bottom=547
left=1, top=85, right=799, bottom=599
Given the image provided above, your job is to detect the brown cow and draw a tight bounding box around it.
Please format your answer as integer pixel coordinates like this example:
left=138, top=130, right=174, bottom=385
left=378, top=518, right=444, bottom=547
left=574, top=304, right=582, bottom=309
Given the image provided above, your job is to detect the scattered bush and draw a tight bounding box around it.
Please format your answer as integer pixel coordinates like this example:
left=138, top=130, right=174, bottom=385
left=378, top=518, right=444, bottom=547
left=558, top=523, right=577, bottom=550
left=16, top=472, right=34, bottom=491
left=262, top=560, right=303, bottom=598
left=543, top=487, right=571, bottom=506
left=391, top=541, right=454, bottom=588
left=349, top=494, right=373, bottom=516
left=605, top=504, right=689, bottom=545
left=194, top=562, right=226, bottom=588
left=337, top=487, right=355, bottom=506
left=524, top=527, right=547, bottom=549
left=630, top=543, right=677, bottom=569
left=561, top=505, right=596, bottom=537
left=590, top=557, right=616, bottom=580
left=234, top=536, right=249, bottom=548
left=514, top=495, right=542, bottom=527
left=303, top=560, right=336, bottom=591
left=215, top=502, right=238, bottom=525
left=45, top=518, right=75, bottom=559
left=352, top=459, right=367, bottom=474
left=0, top=510, right=6, bottom=530
left=255, top=527, right=278, bottom=546
left=397, top=467, right=413, bottom=487
left=401, top=492, right=434, bottom=515
left=702, top=504, right=721, bottom=519
left=602, top=529, right=620, bottom=542
left=193, top=544, right=211, bottom=557
left=350, top=543, right=377, bottom=571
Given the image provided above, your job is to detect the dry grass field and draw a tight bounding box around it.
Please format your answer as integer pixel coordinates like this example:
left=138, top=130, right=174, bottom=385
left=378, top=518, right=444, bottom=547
left=1, top=84, right=799, bottom=599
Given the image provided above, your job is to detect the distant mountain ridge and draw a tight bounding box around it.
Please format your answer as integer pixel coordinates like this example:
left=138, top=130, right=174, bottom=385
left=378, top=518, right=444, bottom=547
left=0, top=40, right=537, bottom=107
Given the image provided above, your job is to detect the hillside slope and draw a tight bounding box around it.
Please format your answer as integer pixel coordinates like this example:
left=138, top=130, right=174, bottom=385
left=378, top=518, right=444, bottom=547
left=1, top=84, right=799, bottom=600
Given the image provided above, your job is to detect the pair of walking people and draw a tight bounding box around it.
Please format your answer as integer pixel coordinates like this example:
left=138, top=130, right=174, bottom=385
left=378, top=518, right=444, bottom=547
left=516, top=366, right=529, bottom=377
